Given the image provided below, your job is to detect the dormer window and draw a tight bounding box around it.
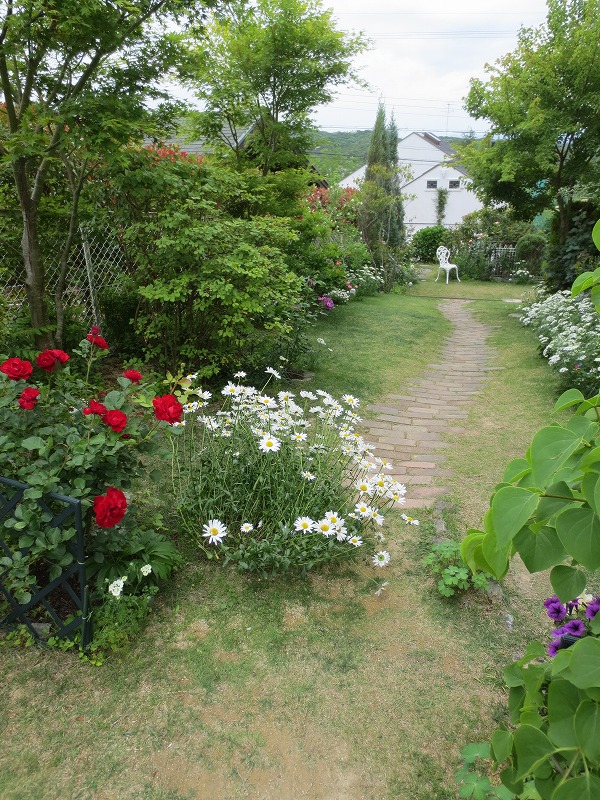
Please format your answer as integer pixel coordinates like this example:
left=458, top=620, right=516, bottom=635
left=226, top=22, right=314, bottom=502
left=426, top=180, right=437, bottom=189
left=449, top=180, right=460, bottom=189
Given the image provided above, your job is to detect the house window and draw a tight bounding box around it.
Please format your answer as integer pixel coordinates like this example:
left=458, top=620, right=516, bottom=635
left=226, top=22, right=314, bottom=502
left=426, top=180, right=437, bottom=189
left=449, top=180, right=460, bottom=189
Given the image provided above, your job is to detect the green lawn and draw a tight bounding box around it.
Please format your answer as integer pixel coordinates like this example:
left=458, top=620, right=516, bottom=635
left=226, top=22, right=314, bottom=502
left=0, top=277, right=561, bottom=800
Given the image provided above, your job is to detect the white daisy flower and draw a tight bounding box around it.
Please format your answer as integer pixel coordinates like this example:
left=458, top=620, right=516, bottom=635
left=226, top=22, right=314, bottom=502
left=342, top=394, right=360, bottom=408
left=354, top=502, right=373, bottom=518
left=348, top=535, right=363, bottom=547
left=265, top=367, right=281, bottom=379
left=233, top=371, right=247, bottom=378
left=300, top=391, right=317, bottom=400
left=202, top=519, right=228, bottom=545
left=258, top=433, right=281, bottom=453
left=302, top=471, right=316, bottom=481
left=240, top=522, right=254, bottom=533
left=292, top=432, right=308, bottom=442
left=316, top=518, right=335, bottom=537
left=401, top=514, right=420, bottom=526
left=372, top=551, right=391, bottom=567
left=294, top=516, right=315, bottom=533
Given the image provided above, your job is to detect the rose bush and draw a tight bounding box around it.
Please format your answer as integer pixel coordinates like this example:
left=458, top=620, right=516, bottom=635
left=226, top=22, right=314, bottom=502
left=0, top=329, right=187, bottom=652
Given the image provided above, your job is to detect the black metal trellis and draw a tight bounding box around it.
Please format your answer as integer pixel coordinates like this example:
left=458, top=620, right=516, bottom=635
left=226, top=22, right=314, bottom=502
left=0, top=477, right=92, bottom=648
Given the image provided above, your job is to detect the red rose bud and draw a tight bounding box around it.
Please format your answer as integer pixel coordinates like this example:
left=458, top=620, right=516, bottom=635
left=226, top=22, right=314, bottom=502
left=83, top=399, right=108, bottom=416
left=102, top=409, right=128, bottom=433
left=18, top=386, right=40, bottom=410
left=89, top=325, right=101, bottom=336
left=1, top=357, right=33, bottom=381
left=86, top=334, right=109, bottom=350
left=152, top=393, right=183, bottom=424
left=93, top=487, right=127, bottom=528
left=122, top=369, right=143, bottom=383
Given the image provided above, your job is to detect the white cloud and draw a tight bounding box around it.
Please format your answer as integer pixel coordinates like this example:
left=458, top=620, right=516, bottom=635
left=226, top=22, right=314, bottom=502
left=313, top=0, right=549, bottom=133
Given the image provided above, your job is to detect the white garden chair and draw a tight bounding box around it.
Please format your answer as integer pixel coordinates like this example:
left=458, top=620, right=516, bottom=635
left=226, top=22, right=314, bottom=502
left=435, top=246, right=460, bottom=284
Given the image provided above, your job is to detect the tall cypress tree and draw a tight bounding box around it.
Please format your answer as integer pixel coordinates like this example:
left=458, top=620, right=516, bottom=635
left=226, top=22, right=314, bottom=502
left=386, top=113, right=404, bottom=249
left=358, top=103, right=405, bottom=288
left=365, top=103, right=387, bottom=184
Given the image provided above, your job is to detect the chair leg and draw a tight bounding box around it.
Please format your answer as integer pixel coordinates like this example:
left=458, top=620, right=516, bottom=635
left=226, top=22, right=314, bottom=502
left=446, top=269, right=449, bottom=284
left=435, top=268, right=440, bottom=282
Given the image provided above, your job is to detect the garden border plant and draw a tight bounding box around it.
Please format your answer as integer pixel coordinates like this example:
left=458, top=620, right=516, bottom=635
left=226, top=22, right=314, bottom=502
left=0, top=330, right=186, bottom=657
left=456, top=221, right=600, bottom=800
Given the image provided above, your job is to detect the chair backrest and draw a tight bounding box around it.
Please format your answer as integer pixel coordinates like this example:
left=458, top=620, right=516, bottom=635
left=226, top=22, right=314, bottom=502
left=436, top=246, right=450, bottom=266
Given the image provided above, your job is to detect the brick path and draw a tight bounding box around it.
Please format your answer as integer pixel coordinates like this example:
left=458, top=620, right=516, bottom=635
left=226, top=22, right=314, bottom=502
left=361, top=300, right=493, bottom=510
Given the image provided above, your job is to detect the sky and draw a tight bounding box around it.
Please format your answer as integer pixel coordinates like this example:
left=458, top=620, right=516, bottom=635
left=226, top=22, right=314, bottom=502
left=311, top=0, right=550, bottom=135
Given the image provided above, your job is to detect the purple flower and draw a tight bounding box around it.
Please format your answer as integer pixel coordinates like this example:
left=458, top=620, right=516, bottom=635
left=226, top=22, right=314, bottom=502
left=545, top=598, right=567, bottom=622
left=566, top=599, right=580, bottom=614
left=547, top=639, right=562, bottom=657
left=551, top=626, right=567, bottom=638
left=586, top=599, right=600, bottom=620
left=563, top=619, right=586, bottom=637
left=317, top=296, right=335, bottom=311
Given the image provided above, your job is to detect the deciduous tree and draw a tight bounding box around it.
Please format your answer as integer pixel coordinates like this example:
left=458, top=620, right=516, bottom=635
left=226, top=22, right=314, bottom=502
left=0, top=0, right=215, bottom=346
left=460, top=0, right=600, bottom=247
left=185, top=0, right=367, bottom=176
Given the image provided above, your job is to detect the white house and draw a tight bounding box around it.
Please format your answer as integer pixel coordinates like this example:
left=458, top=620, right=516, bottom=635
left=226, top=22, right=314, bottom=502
left=339, top=131, right=482, bottom=235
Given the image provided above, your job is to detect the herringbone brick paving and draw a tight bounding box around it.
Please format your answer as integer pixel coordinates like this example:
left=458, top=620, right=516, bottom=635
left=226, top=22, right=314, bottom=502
left=361, top=299, right=492, bottom=509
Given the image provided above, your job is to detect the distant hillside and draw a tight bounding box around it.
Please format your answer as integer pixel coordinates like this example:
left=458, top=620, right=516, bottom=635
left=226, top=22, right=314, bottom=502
left=309, top=130, right=480, bottom=185
left=309, top=130, right=372, bottom=184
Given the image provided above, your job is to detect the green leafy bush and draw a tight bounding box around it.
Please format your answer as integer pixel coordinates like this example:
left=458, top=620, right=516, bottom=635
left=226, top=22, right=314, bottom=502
left=514, top=232, right=547, bottom=274
left=410, top=225, right=452, bottom=262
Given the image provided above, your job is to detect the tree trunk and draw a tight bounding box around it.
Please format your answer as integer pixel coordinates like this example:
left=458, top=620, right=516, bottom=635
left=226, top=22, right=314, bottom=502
left=12, top=159, right=54, bottom=349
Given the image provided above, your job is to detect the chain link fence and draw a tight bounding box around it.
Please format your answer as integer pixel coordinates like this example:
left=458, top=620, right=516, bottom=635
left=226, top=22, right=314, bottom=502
left=0, top=210, right=129, bottom=325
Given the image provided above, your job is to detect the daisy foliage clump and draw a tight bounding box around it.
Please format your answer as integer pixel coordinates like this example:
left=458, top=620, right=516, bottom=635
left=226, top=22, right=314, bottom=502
left=171, top=373, right=409, bottom=576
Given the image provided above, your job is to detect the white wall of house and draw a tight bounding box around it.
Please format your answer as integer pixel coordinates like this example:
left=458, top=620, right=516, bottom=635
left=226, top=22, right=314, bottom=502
left=339, top=131, right=483, bottom=234
left=402, top=163, right=482, bottom=235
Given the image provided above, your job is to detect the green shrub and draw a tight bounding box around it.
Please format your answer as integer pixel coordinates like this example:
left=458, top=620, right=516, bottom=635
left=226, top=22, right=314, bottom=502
left=514, top=231, right=547, bottom=273
left=410, top=225, right=452, bottom=262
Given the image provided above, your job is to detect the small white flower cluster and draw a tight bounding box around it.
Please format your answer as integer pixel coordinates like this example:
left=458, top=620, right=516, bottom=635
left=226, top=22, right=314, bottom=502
left=521, top=289, right=600, bottom=392
left=108, top=577, right=127, bottom=597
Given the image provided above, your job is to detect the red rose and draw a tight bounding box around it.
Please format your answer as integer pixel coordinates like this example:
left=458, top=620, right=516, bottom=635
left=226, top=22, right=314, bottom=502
left=50, top=349, right=70, bottom=364
left=103, top=409, right=128, bottom=433
left=89, top=325, right=101, bottom=336
left=123, top=369, right=143, bottom=383
left=18, top=387, right=40, bottom=410
left=1, top=358, right=33, bottom=381
left=93, top=487, right=127, bottom=528
left=83, top=399, right=108, bottom=417
left=35, top=349, right=69, bottom=372
left=153, top=394, right=183, bottom=424
left=86, top=334, right=109, bottom=350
